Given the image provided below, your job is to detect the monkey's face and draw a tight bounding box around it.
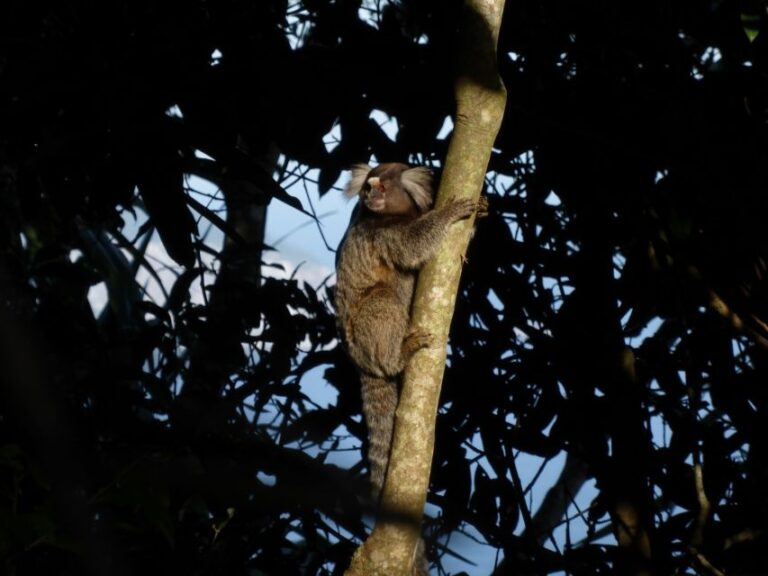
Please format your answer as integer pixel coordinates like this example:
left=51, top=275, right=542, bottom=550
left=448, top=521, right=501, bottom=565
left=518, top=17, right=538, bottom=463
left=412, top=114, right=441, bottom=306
left=346, top=162, right=433, bottom=217
left=362, top=176, right=387, bottom=212
left=361, top=164, right=420, bottom=217
left=362, top=177, right=417, bottom=216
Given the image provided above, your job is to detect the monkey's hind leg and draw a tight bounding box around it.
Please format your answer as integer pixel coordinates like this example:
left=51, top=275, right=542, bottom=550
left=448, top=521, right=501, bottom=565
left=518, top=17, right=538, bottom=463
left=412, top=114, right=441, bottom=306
left=345, top=287, right=412, bottom=378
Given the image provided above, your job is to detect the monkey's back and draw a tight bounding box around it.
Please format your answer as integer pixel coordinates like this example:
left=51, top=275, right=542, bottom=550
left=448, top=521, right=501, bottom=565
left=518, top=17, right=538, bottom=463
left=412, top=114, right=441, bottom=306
left=334, top=218, right=416, bottom=346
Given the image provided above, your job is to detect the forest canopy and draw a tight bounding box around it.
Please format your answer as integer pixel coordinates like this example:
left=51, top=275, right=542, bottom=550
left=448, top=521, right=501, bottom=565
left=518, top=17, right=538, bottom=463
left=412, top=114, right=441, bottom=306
left=2, top=1, right=768, bottom=574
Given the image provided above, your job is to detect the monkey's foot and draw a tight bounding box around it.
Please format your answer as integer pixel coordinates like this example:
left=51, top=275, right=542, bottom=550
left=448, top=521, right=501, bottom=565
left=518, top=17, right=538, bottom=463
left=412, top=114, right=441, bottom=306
left=402, top=329, right=434, bottom=359
left=476, top=195, right=489, bottom=218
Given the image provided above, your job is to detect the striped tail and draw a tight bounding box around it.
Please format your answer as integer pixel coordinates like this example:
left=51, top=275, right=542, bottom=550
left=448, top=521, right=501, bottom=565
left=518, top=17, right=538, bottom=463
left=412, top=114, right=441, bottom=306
left=359, top=374, right=398, bottom=501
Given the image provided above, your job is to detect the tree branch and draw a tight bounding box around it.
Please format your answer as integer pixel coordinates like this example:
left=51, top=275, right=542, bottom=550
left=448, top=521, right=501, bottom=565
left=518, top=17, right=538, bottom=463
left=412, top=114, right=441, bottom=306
left=345, top=0, right=507, bottom=573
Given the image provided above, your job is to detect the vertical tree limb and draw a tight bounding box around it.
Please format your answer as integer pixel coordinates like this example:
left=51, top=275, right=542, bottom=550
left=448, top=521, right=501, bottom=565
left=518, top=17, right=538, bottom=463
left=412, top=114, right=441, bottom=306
left=345, top=0, right=507, bottom=573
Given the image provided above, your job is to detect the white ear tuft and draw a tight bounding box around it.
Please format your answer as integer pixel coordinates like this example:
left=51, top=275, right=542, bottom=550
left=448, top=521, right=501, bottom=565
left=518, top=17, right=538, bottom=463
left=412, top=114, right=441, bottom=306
left=344, top=164, right=373, bottom=198
left=401, top=166, right=434, bottom=212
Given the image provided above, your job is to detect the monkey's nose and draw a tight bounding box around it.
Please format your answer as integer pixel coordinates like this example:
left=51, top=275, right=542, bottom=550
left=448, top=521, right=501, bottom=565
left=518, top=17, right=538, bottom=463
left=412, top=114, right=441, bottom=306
left=367, top=176, right=382, bottom=190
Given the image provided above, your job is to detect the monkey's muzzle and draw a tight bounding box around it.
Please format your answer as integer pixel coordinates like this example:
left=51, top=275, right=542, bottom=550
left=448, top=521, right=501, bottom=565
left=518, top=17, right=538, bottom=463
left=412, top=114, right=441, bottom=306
left=364, top=188, right=386, bottom=212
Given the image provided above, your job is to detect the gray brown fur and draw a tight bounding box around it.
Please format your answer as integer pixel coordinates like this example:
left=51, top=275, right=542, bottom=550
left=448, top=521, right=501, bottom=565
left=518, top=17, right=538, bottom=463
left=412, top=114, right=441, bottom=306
left=334, top=163, right=479, bottom=503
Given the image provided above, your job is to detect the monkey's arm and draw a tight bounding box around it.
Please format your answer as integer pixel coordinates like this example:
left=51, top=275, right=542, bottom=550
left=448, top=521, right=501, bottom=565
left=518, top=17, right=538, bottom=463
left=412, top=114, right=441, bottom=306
left=378, top=199, right=478, bottom=269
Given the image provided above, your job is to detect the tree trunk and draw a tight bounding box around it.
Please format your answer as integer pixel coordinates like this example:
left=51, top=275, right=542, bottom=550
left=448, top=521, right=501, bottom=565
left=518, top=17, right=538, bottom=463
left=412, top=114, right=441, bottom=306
left=345, top=1, right=507, bottom=573
left=176, top=149, right=274, bottom=433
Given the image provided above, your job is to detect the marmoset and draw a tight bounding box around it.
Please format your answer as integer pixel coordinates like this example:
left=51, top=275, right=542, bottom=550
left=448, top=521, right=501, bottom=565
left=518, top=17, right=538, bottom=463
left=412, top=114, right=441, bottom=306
left=334, top=162, right=480, bottom=501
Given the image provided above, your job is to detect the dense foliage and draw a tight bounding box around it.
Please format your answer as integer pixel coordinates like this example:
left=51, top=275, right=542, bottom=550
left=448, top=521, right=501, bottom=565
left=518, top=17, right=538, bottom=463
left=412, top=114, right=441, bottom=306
left=2, top=1, right=768, bottom=574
